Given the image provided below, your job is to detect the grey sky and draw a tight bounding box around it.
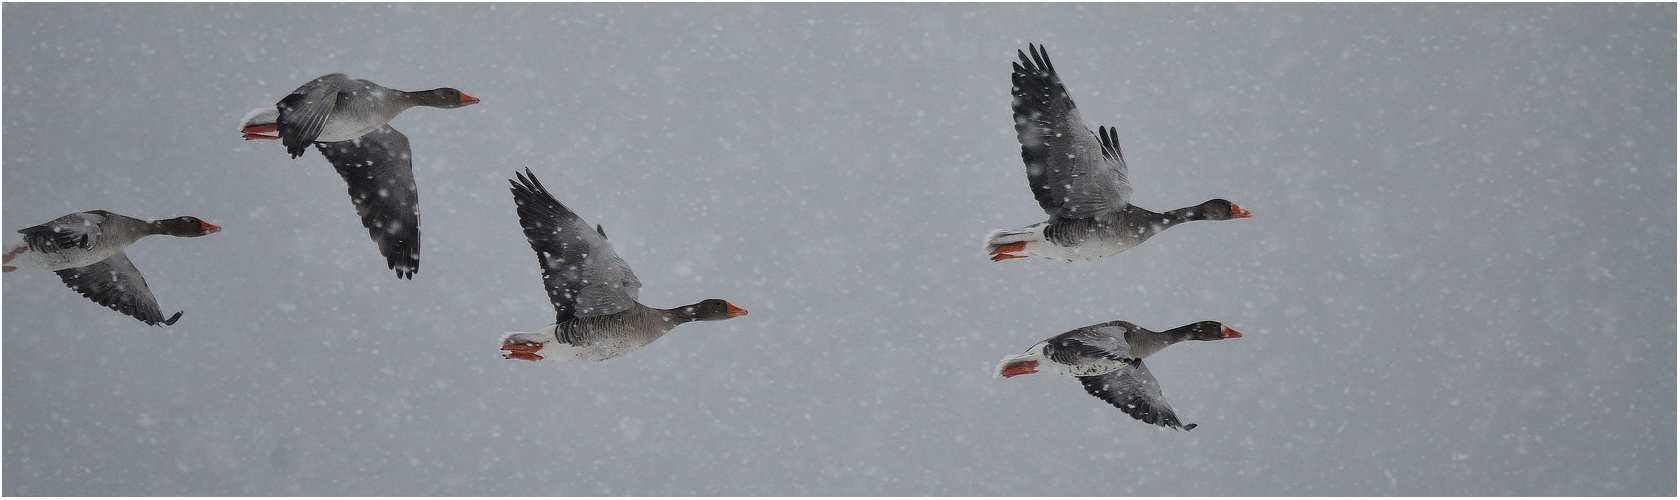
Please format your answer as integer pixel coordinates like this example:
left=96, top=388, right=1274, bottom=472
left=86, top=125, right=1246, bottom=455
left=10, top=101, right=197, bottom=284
left=4, top=3, right=1674, bottom=495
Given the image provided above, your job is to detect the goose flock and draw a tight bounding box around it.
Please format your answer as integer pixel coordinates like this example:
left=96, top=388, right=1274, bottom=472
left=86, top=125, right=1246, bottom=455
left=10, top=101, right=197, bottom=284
left=6, top=44, right=1246, bottom=430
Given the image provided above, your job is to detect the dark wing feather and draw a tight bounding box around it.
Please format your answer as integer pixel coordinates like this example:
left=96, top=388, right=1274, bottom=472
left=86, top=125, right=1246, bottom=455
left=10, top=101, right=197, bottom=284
left=1011, top=44, right=1131, bottom=219
left=55, top=252, right=181, bottom=326
left=1098, top=125, right=1124, bottom=163
left=1078, top=361, right=1195, bottom=430
left=18, top=212, right=107, bottom=252
left=277, top=73, right=350, bottom=158
left=315, top=124, right=420, bottom=279
left=508, top=169, right=642, bottom=327
left=1043, top=320, right=1135, bottom=365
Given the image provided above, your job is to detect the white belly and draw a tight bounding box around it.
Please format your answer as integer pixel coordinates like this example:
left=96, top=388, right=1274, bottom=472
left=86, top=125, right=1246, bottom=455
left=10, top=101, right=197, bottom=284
left=1022, top=237, right=1134, bottom=263
left=500, top=327, right=654, bottom=362
left=1011, top=224, right=1140, bottom=264
left=3, top=240, right=120, bottom=272
left=531, top=339, right=650, bottom=362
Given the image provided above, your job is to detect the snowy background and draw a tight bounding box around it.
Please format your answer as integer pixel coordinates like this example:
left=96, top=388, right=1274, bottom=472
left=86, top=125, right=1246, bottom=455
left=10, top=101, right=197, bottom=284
left=3, top=3, right=1673, bottom=496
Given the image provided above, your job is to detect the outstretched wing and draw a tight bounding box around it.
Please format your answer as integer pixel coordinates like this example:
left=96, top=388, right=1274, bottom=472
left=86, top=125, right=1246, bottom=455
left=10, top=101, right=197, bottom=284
left=18, top=211, right=108, bottom=252
left=1077, top=360, right=1195, bottom=430
left=55, top=252, right=181, bottom=326
left=316, top=124, right=420, bottom=279
left=508, top=168, right=642, bottom=326
left=1011, top=44, right=1131, bottom=219
left=277, top=73, right=351, bottom=158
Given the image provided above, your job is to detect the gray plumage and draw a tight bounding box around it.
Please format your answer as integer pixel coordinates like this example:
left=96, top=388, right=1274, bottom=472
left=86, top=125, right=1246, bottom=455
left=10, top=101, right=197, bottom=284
left=247, top=73, right=477, bottom=279
left=998, top=320, right=1241, bottom=430
left=987, top=44, right=1249, bottom=263
left=274, top=74, right=475, bottom=158
left=500, top=169, right=745, bottom=362
left=5, top=210, right=218, bottom=326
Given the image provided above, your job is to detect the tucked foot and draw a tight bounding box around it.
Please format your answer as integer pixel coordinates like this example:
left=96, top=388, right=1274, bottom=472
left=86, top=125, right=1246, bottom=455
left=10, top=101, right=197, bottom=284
left=989, top=241, right=1027, bottom=262
left=501, top=342, right=544, bottom=362
left=241, top=123, right=279, bottom=140
left=3, top=245, right=23, bottom=266
left=998, top=359, right=1039, bottom=378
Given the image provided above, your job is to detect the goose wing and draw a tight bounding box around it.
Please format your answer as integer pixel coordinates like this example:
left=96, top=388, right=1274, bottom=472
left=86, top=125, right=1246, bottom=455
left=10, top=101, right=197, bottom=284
left=1077, top=359, right=1195, bottom=430
left=1012, top=44, right=1131, bottom=219
left=56, top=252, right=181, bottom=326
left=1042, top=320, right=1135, bottom=365
left=316, top=124, right=420, bottom=279
left=277, top=73, right=351, bottom=158
left=509, top=169, right=642, bottom=325
left=18, top=211, right=108, bottom=252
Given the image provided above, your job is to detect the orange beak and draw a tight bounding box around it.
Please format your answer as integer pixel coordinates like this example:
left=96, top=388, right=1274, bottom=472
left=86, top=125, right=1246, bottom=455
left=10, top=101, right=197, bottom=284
left=459, top=92, right=480, bottom=106
left=1231, top=204, right=1252, bottom=219
left=201, top=222, right=222, bottom=234
left=1221, top=326, right=1243, bottom=338
left=726, top=303, right=748, bottom=318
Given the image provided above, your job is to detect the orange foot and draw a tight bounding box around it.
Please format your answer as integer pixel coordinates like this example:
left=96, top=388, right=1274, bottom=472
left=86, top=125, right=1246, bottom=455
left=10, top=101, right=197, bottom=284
left=501, top=342, right=544, bottom=361
left=999, top=359, right=1039, bottom=378
left=241, top=123, right=279, bottom=140
left=989, top=242, right=1027, bottom=262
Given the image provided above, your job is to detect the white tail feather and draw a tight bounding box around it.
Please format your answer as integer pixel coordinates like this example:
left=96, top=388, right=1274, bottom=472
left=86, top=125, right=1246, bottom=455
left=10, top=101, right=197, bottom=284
left=240, top=107, right=278, bottom=129
left=499, top=325, right=558, bottom=348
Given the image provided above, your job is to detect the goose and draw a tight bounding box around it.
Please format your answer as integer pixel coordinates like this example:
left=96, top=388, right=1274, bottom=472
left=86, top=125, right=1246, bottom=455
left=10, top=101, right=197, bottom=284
left=240, top=74, right=478, bottom=279
left=3, top=210, right=220, bottom=326
left=985, top=44, right=1250, bottom=264
left=996, top=320, right=1241, bottom=430
left=499, top=169, right=747, bottom=362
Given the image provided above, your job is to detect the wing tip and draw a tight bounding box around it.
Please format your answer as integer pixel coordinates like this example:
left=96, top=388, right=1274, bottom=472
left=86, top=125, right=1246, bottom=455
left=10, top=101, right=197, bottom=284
left=1023, top=43, right=1054, bottom=75
left=511, top=167, right=549, bottom=198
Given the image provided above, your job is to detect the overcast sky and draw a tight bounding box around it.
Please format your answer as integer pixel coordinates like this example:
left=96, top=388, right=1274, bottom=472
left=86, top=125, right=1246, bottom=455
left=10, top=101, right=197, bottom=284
left=3, top=3, right=1674, bottom=496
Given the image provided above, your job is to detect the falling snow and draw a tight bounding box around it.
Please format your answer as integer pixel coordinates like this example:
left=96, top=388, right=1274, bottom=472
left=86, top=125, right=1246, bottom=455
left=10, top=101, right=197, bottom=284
left=2, top=3, right=1673, bottom=496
